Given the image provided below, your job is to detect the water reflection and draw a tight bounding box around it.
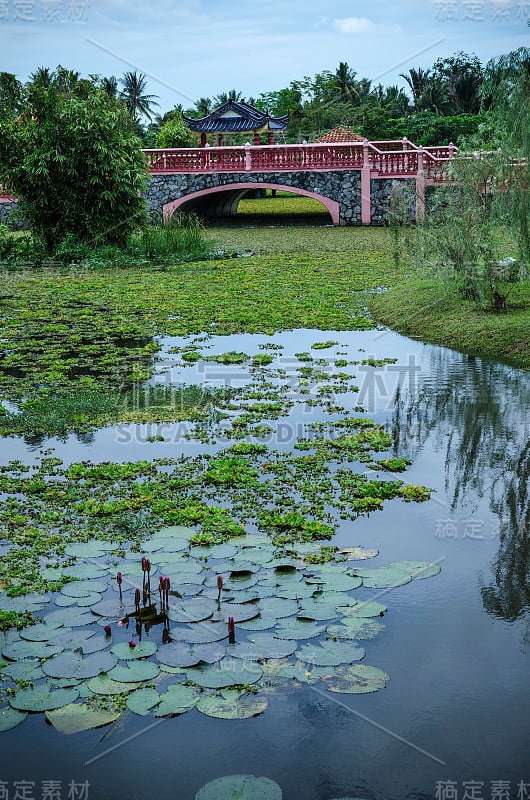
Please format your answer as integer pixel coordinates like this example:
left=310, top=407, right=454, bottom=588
left=391, top=348, right=530, bottom=622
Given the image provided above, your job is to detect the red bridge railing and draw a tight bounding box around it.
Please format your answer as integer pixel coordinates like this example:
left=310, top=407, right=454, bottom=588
left=143, top=138, right=458, bottom=183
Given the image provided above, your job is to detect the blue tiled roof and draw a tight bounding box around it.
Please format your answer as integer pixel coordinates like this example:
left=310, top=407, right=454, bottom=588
left=183, top=100, right=289, bottom=133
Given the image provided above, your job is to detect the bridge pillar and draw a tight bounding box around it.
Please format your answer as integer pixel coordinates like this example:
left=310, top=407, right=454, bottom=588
left=361, top=139, right=372, bottom=225
left=416, top=146, right=425, bottom=221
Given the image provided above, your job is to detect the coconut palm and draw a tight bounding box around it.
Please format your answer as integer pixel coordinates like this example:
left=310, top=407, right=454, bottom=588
left=213, top=89, right=243, bottom=106
left=120, top=71, right=159, bottom=122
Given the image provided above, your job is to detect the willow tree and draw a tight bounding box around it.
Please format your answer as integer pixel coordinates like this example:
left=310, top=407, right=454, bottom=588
left=483, top=47, right=530, bottom=265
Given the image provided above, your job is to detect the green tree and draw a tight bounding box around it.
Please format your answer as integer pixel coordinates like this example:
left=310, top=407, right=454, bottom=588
left=0, top=76, right=148, bottom=252
left=0, top=72, right=23, bottom=120
left=156, top=115, right=196, bottom=148
left=483, top=47, right=530, bottom=264
left=120, top=71, right=159, bottom=121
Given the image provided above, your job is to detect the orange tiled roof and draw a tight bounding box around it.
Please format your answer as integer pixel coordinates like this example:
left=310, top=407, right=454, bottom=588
left=312, top=126, right=364, bottom=143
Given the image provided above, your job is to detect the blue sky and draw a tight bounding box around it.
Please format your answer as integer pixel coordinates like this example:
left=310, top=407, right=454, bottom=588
left=1, top=0, right=528, bottom=114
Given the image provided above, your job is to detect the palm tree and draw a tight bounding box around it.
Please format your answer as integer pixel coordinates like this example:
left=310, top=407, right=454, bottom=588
left=101, top=75, right=118, bottom=99
left=194, top=97, right=212, bottom=117
left=399, top=67, right=431, bottom=111
left=29, top=67, right=54, bottom=88
left=213, top=89, right=243, bottom=106
left=334, top=62, right=358, bottom=103
left=120, top=71, right=159, bottom=122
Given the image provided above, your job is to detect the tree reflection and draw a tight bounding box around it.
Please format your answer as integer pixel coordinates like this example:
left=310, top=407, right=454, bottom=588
left=388, top=347, right=530, bottom=621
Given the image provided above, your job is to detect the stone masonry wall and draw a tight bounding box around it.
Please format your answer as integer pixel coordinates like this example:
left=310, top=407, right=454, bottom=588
left=0, top=200, right=28, bottom=230
left=144, top=171, right=362, bottom=226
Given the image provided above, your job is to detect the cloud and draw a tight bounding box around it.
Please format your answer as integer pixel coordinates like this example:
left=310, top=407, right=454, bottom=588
left=333, top=17, right=377, bottom=34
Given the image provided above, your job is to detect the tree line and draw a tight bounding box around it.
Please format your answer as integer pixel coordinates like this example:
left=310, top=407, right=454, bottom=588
left=0, top=52, right=500, bottom=150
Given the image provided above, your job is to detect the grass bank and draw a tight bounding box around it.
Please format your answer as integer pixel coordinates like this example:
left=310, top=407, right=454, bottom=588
left=369, top=276, right=530, bottom=371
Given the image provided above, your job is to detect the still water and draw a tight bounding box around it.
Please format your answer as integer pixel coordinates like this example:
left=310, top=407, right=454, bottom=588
left=1, top=327, right=529, bottom=800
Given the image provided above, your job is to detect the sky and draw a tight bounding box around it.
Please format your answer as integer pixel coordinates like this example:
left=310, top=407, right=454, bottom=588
left=1, top=0, right=529, bottom=114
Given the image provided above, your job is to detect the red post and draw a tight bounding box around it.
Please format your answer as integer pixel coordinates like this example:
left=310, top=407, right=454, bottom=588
left=361, top=139, right=371, bottom=225
left=254, top=131, right=261, bottom=146
left=217, top=133, right=223, bottom=147
left=200, top=133, right=207, bottom=148
left=416, top=146, right=425, bottom=221
left=268, top=130, right=275, bottom=145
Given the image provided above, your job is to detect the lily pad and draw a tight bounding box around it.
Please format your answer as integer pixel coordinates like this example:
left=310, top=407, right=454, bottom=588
left=64, top=541, right=115, bottom=558
left=211, top=603, right=260, bottom=624
left=62, top=564, right=108, bottom=580
left=0, top=658, right=44, bottom=681
left=296, top=641, right=365, bottom=667
left=0, top=707, right=27, bottom=731
left=168, top=598, right=217, bottom=624
left=195, top=774, right=282, bottom=800
left=45, top=702, right=119, bottom=734
left=9, top=686, right=79, bottom=712
left=196, top=694, right=268, bottom=720
left=2, top=640, right=64, bottom=661
left=20, top=622, right=63, bottom=642
left=258, top=598, right=299, bottom=619
left=44, top=609, right=95, bottom=627
left=353, top=567, right=411, bottom=589
left=326, top=620, right=384, bottom=640
left=274, top=620, right=326, bottom=640
left=390, top=560, right=441, bottom=579
left=230, top=636, right=297, bottom=661
left=323, top=664, right=390, bottom=694
left=110, top=641, right=158, bottom=660
left=60, top=580, right=107, bottom=597
left=155, top=684, right=200, bottom=717
left=276, top=664, right=330, bottom=684
left=187, top=658, right=263, bottom=689
left=238, top=616, right=278, bottom=632
left=157, top=642, right=226, bottom=668
left=87, top=675, right=139, bottom=695
left=342, top=601, right=387, bottom=618
left=169, top=622, right=227, bottom=644
left=339, top=547, right=379, bottom=560
left=108, top=661, right=160, bottom=683
left=42, top=651, right=118, bottom=679
left=126, top=687, right=161, bottom=716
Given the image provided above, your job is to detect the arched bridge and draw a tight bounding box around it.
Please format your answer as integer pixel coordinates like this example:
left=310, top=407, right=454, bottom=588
left=143, top=138, right=457, bottom=226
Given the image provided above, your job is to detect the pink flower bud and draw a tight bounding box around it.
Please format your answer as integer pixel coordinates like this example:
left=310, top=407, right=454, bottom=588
left=134, top=588, right=141, bottom=605
left=145, top=559, right=151, bottom=573
left=227, top=616, right=235, bottom=634
left=116, top=572, right=123, bottom=585
left=141, top=557, right=147, bottom=571
left=104, top=625, right=111, bottom=636
left=128, top=641, right=137, bottom=648
left=217, top=575, right=223, bottom=589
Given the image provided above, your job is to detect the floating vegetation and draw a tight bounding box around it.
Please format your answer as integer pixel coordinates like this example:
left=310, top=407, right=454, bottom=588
left=195, top=774, right=283, bottom=800
left=0, top=329, right=439, bottom=735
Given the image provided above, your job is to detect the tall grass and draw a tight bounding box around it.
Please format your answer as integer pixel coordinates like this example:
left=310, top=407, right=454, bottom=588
left=131, top=213, right=211, bottom=263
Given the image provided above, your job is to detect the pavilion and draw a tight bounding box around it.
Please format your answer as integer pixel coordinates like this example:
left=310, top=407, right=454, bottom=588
left=183, top=99, right=289, bottom=147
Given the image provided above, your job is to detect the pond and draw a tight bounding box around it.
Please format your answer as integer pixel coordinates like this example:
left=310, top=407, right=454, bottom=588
left=1, top=326, right=529, bottom=800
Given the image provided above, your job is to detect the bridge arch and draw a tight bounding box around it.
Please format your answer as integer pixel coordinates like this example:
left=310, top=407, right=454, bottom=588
left=162, top=182, right=340, bottom=225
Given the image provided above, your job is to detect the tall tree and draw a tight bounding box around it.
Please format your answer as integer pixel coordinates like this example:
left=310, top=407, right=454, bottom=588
left=0, top=77, right=147, bottom=251
left=120, top=71, right=159, bottom=122
left=213, top=89, right=243, bottom=106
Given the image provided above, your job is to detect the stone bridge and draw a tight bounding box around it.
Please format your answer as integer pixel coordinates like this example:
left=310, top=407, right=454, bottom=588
left=143, top=139, right=456, bottom=226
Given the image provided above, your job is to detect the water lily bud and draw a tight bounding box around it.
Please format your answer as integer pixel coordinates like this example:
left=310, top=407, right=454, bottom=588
left=116, top=572, right=123, bottom=585
left=134, top=587, right=141, bottom=606
left=145, top=558, right=151, bottom=573
left=128, top=641, right=137, bottom=649
left=227, top=616, right=235, bottom=634
left=217, top=575, right=223, bottom=589
left=104, top=625, right=111, bottom=636
left=141, top=557, right=147, bottom=571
